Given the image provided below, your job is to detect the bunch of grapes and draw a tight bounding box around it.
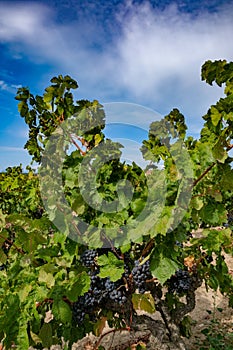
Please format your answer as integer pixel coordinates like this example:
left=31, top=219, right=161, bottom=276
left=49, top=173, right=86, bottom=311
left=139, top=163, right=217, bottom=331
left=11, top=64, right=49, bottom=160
left=123, top=252, right=132, bottom=279
left=105, top=278, right=127, bottom=304
left=73, top=273, right=128, bottom=325
left=80, top=249, right=98, bottom=267
left=132, top=260, right=152, bottom=294
left=168, top=269, right=192, bottom=295
left=73, top=292, right=97, bottom=324
left=73, top=248, right=154, bottom=326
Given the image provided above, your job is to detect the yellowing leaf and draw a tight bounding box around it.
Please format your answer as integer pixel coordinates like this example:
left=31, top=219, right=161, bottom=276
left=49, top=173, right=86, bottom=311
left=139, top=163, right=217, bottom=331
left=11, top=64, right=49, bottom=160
left=18, top=285, right=32, bottom=302
left=38, top=269, right=55, bottom=289
left=132, top=293, right=155, bottom=313
left=94, top=133, right=102, bottom=146
left=184, top=256, right=196, bottom=270
left=30, top=331, right=42, bottom=345
left=93, top=316, right=107, bottom=336
left=191, top=197, right=204, bottom=210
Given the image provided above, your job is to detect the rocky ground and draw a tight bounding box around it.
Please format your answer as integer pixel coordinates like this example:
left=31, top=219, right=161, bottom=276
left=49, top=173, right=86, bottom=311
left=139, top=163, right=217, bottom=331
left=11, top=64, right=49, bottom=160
left=182, top=253, right=233, bottom=349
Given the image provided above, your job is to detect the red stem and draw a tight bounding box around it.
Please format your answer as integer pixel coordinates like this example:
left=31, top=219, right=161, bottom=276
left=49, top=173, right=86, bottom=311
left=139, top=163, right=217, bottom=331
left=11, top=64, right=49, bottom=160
left=193, top=162, right=216, bottom=187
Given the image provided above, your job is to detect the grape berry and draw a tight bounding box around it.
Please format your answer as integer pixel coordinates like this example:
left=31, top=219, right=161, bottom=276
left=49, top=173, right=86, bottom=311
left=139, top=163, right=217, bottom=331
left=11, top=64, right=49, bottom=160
left=132, top=260, right=152, bottom=294
left=80, top=249, right=98, bottom=267
left=168, top=269, right=192, bottom=295
left=73, top=273, right=127, bottom=325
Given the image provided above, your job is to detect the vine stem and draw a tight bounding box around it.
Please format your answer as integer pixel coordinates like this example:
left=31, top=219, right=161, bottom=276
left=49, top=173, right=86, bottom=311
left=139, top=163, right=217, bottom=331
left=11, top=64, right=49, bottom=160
left=0, top=233, right=24, bottom=255
left=101, top=233, right=124, bottom=260
left=94, top=327, right=131, bottom=350
left=193, top=162, right=216, bottom=187
left=69, top=134, right=86, bottom=156
left=35, top=296, right=71, bottom=308
left=141, top=238, right=155, bottom=258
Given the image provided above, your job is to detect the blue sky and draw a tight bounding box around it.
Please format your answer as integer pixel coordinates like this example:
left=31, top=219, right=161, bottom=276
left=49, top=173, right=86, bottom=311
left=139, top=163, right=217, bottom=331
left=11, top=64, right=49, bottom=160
left=0, top=0, right=233, bottom=171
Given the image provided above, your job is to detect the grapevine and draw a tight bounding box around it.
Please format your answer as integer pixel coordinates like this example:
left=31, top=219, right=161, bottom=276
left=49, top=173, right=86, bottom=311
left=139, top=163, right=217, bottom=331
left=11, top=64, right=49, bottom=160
left=0, top=59, right=233, bottom=349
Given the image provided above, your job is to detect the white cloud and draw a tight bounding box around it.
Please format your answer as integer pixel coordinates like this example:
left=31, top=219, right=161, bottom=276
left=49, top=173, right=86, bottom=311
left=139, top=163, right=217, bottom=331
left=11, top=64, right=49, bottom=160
left=0, top=3, right=51, bottom=41
left=1, top=1, right=233, bottom=134
left=104, top=1, right=233, bottom=134
left=6, top=127, right=28, bottom=139
left=0, top=80, right=9, bottom=91
left=0, top=80, right=22, bottom=93
left=114, top=2, right=233, bottom=106
left=103, top=102, right=162, bottom=129
left=0, top=146, right=27, bottom=152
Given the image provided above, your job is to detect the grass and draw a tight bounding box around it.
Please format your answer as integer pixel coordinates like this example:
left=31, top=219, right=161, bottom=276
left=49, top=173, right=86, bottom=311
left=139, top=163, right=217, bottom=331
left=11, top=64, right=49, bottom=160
left=195, top=307, right=233, bottom=350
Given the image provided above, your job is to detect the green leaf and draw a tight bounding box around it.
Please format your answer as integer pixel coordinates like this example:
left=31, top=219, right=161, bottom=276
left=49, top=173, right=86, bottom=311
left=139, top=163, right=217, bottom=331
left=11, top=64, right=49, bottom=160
left=154, top=207, right=174, bottom=236
left=70, top=196, right=85, bottom=215
left=66, top=272, right=90, bottom=302
left=18, top=101, right=28, bottom=117
left=151, top=255, right=179, bottom=285
left=18, top=284, right=32, bottom=302
left=50, top=76, right=61, bottom=84
left=212, top=142, right=228, bottom=163
left=220, top=166, right=233, bottom=190
left=200, top=203, right=226, bottom=225
left=52, top=299, right=72, bottom=324
left=200, top=228, right=231, bottom=252
left=0, top=251, right=7, bottom=264
left=43, top=94, right=53, bottom=105
left=38, top=323, right=53, bottom=348
left=208, top=274, right=219, bottom=291
left=98, top=252, right=124, bottom=282
left=0, top=209, right=6, bottom=228
left=131, top=198, right=146, bottom=215
left=210, top=106, right=222, bottom=126
left=16, top=322, right=30, bottom=348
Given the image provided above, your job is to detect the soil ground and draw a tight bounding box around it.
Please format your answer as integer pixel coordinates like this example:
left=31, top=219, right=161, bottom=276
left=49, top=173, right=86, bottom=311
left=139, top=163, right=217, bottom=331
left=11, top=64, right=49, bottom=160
left=182, top=253, right=233, bottom=349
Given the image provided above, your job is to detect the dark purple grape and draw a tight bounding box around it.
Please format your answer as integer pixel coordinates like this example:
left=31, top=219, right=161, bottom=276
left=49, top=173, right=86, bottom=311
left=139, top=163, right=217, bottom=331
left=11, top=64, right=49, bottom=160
left=168, top=269, right=192, bottom=295
left=80, top=249, right=97, bottom=267
left=72, top=274, right=128, bottom=325
left=132, top=260, right=152, bottom=294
